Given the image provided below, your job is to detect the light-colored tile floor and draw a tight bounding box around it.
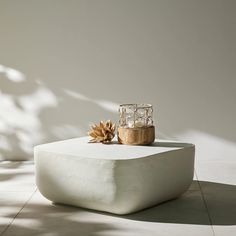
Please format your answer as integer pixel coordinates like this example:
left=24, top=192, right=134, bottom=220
left=0, top=160, right=235, bottom=236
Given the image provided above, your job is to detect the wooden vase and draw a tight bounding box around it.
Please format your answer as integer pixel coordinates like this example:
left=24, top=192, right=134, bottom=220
left=117, top=126, right=155, bottom=145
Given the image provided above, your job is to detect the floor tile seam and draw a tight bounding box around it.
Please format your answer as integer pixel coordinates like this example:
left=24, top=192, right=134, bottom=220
left=195, top=170, right=216, bottom=236
left=0, top=188, right=37, bottom=236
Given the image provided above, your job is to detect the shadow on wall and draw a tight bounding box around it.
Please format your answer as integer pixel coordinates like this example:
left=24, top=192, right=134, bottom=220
left=0, top=65, right=119, bottom=161
left=1, top=65, right=236, bottom=163
left=0, top=181, right=236, bottom=236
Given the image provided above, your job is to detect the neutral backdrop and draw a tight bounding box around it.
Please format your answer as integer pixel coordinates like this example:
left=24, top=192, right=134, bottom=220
left=0, top=0, right=235, bottom=160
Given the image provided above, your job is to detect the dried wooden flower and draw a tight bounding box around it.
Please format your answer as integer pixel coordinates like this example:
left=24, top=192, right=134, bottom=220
left=88, top=120, right=116, bottom=144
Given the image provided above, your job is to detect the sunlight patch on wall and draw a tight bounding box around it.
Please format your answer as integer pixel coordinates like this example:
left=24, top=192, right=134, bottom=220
left=0, top=136, right=11, bottom=151
left=63, top=88, right=119, bottom=113
left=0, top=91, right=41, bottom=133
left=0, top=90, right=49, bottom=159
left=1, top=69, right=118, bottom=160
left=176, top=130, right=236, bottom=162
left=63, top=89, right=90, bottom=101
left=175, top=130, right=236, bottom=185
left=19, top=87, right=58, bottom=114
left=0, top=65, right=60, bottom=160
left=95, top=100, right=119, bottom=113
left=0, top=64, right=26, bottom=82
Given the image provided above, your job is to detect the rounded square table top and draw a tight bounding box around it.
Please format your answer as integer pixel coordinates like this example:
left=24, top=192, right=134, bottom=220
left=34, top=136, right=194, bottom=160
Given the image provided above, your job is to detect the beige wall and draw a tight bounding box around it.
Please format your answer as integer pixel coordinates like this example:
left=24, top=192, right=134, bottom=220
left=0, top=0, right=235, bottom=160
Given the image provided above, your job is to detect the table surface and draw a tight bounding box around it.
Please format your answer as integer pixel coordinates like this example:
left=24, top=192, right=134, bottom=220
left=35, top=136, right=194, bottom=160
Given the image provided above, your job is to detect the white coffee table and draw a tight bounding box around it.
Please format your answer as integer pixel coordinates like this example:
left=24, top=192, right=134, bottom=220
left=34, top=136, right=195, bottom=215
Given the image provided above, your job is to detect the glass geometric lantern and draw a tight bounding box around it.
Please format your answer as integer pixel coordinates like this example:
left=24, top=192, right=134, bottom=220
left=119, top=104, right=153, bottom=128
left=118, top=104, right=155, bottom=145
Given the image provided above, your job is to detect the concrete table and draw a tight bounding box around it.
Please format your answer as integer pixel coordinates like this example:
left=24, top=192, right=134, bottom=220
left=34, top=137, right=195, bottom=215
